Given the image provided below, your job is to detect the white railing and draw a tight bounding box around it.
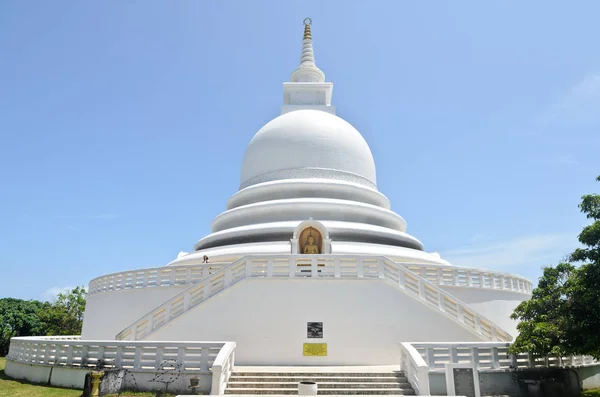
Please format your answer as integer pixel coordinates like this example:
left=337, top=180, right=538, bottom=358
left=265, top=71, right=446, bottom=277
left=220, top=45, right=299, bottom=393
left=88, top=264, right=226, bottom=295
left=7, top=335, right=230, bottom=373
left=399, top=342, right=430, bottom=395
left=210, top=342, right=236, bottom=395
left=410, top=342, right=598, bottom=371
left=116, top=255, right=512, bottom=342
left=88, top=260, right=531, bottom=297
left=403, top=264, right=532, bottom=294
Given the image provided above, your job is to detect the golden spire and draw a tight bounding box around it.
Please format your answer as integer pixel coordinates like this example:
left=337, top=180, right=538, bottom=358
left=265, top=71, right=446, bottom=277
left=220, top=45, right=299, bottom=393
left=303, top=18, right=312, bottom=40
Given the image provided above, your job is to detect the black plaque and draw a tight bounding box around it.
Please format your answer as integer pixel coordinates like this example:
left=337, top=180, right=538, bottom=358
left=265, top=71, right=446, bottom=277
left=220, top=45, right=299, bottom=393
left=453, top=368, right=476, bottom=397
left=307, top=322, right=323, bottom=338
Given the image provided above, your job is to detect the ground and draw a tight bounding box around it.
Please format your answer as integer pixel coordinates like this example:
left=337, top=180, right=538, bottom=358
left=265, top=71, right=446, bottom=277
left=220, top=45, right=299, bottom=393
left=0, top=357, right=173, bottom=396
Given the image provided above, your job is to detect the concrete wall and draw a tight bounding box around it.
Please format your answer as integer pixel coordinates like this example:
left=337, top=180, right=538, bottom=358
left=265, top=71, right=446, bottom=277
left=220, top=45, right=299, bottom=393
left=576, top=365, right=600, bottom=390
left=81, top=285, right=189, bottom=339
left=440, top=286, right=529, bottom=338
left=429, top=366, right=599, bottom=397
left=5, top=359, right=89, bottom=389
left=148, top=278, right=483, bottom=365
left=5, top=358, right=213, bottom=395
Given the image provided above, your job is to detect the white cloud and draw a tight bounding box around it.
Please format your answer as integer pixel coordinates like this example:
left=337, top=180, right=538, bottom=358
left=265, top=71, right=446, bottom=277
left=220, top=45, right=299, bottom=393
left=42, top=286, right=74, bottom=302
left=440, top=233, right=577, bottom=271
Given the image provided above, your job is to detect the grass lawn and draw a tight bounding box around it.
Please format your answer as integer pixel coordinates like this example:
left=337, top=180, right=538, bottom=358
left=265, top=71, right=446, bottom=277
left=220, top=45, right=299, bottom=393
left=0, top=357, right=171, bottom=397
left=584, top=389, right=600, bottom=397
left=0, top=357, right=81, bottom=397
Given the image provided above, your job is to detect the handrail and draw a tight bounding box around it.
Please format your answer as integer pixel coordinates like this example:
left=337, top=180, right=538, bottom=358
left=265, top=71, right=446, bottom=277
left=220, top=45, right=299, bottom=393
left=7, top=335, right=230, bottom=373
left=115, top=255, right=512, bottom=342
left=89, top=257, right=532, bottom=296
left=210, top=342, right=236, bottom=395
left=408, top=342, right=598, bottom=371
left=88, top=264, right=227, bottom=295
left=403, top=263, right=532, bottom=294
left=399, top=342, right=430, bottom=395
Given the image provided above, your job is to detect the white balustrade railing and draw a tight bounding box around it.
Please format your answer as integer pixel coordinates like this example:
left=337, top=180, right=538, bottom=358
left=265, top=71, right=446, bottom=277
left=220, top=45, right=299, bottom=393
left=7, top=335, right=231, bottom=373
left=210, top=341, right=236, bottom=395
left=88, top=264, right=227, bottom=295
left=116, top=255, right=512, bottom=342
left=88, top=259, right=531, bottom=297
left=410, top=342, right=598, bottom=371
left=403, top=264, right=533, bottom=294
left=399, top=342, right=430, bottom=395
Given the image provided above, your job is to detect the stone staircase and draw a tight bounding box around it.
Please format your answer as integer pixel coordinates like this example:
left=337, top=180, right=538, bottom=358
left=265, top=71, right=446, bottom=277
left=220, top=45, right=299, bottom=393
left=225, top=370, right=416, bottom=395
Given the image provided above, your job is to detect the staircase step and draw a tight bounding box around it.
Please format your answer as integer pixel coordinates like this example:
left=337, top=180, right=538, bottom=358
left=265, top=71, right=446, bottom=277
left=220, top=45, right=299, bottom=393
left=229, top=376, right=408, bottom=383
left=230, top=372, right=405, bottom=377
left=228, top=382, right=413, bottom=389
left=225, top=388, right=415, bottom=396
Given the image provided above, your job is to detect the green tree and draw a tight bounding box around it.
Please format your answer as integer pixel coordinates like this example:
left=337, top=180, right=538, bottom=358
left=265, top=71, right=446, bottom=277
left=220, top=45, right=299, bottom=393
left=0, top=298, right=48, bottom=356
left=510, top=175, right=600, bottom=359
left=40, top=286, right=87, bottom=336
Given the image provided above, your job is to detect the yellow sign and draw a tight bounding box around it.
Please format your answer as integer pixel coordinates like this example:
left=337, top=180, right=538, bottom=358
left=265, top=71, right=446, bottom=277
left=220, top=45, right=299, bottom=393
left=303, top=343, right=327, bottom=356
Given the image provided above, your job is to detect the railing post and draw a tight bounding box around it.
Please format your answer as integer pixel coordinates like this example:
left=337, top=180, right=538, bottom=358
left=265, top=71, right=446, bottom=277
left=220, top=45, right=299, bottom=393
left=155, top=346, right=164, bottom=368
left=419, top=280, right=426, bottom=300
left=177, top=346, right=185, bottom=369
left=511, top=353, right=518, bottom=368
left=186, top=267, right=192, bottom=284
left=437, top=294, right=445, bottom=312
left=472, top=347, right=480, bottom=369
left=289, top=257, right=295, bottom=277
left=183, top=294, right=190, bottom=312
left=115, top=346, right=123, bottom=368
left=378, top=259, right=385, bottom=279
left=245, top=259, right=252, bottom=277
left=311, top=257, right=318, bottom=277
left=267, top=259, right=274, bottom=277
left=164, top=305, right=171, bottom=323
left=133, top=345, right=141, bottom=370
left=398, top=269, right=406, bottom=289
left=492, top=347, right=500, bottom=369
left=357, top=258, right=364, bottom=278
left=66, top=345, right=74, bottom=366
left=474, top=317, right=482, bottom=335
left=450, top=347, right=458, bottom=363
left=528, top=353, right=535, bottom=367
left=225, top=268, right=233, bottom=288
left=334, top=258, right=341, bottom=278
left=437, top=268, right=443, bottom=285
left=427, top=348, right=436, bottom=370
left=201, top=346, right=209, bottom=371
left=467, top=271, right=473, bottom=287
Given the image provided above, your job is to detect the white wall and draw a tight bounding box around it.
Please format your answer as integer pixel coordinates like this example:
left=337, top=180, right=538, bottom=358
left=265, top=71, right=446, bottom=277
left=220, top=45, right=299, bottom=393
left=81, top=285, right=189, bottom=339
left=440, top=286, right=530, bottom=338
left=147, top=278, right=483, bottom=365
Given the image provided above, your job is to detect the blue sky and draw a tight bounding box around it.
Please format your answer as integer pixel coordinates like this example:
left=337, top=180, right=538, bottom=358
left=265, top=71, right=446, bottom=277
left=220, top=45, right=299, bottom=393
left=1, top=1, right=599, bottom=300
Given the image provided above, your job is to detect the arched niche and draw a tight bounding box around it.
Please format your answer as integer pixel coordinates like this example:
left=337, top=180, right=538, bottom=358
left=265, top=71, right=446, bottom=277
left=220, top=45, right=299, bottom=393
left=291, top=219, right=332, bottom=254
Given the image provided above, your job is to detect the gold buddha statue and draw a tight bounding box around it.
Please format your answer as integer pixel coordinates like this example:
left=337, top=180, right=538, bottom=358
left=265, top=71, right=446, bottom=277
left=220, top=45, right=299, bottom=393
left=303, top=233, right=320, bottom=254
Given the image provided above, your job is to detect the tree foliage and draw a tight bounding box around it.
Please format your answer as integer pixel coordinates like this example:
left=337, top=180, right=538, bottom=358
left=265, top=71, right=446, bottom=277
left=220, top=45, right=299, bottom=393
left=0, top=298, right=48, bottom=356
left=0, top=287, right=87, bottom=356
left=39, top=286, right=87, bottom=336
left=510, top=175, right=600, bottom=359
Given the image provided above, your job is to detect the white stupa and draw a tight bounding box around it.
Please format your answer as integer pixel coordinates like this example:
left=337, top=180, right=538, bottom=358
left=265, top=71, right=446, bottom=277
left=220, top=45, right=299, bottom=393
left=80, top=19, right=532, bottom=365
left=6, top=19, right=537, bottom=395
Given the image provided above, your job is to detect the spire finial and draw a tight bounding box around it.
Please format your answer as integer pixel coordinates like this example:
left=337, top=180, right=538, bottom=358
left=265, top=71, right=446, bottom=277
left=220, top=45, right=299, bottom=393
left=303, top=18, right=312, bottom=40
left=290, top=18, right=325, bottom=83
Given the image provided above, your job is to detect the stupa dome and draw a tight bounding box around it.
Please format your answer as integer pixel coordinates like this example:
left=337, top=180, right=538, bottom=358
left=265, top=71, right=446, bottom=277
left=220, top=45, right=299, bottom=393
left=240, top=109, right=377, bottom=189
